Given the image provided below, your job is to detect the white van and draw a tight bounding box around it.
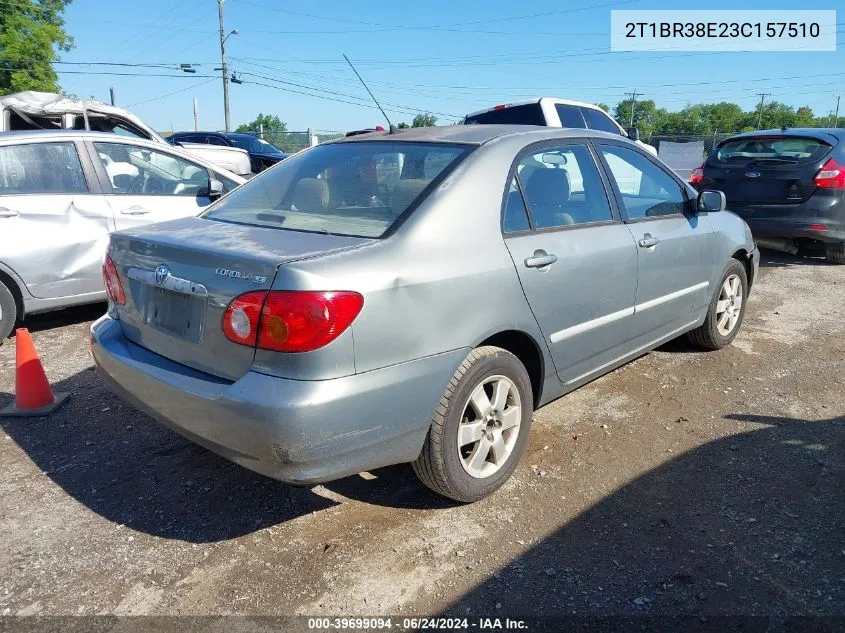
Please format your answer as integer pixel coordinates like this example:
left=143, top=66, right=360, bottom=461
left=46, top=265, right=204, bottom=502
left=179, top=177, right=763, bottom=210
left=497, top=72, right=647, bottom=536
left=463, top=98, right=658, bottom=155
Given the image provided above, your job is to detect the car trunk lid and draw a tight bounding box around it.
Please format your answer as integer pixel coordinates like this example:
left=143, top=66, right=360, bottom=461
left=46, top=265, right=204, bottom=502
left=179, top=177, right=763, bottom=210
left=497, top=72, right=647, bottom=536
left=108, top=216, right=372, bottom=380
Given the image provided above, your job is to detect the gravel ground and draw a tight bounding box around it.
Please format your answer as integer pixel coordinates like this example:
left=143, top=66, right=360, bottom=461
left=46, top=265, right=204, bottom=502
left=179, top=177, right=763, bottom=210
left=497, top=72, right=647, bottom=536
left=0, top=251, right=843, bottom=625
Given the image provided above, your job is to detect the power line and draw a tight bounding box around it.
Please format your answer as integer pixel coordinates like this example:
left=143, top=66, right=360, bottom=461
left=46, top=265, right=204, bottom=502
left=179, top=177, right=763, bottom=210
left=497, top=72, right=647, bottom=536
left=127, top=77, right=217, bottom=108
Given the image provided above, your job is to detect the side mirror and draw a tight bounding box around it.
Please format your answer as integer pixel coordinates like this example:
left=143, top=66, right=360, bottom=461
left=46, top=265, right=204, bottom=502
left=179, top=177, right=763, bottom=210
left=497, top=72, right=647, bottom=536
left=626, top=126, right=640, bottom=142
left=697, top=189, right=726, bottom=213
left=208, top=178, right=224, bottom=198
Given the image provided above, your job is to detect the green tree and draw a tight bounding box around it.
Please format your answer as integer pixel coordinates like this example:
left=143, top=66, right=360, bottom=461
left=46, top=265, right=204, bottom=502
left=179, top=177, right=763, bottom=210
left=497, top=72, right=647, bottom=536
left=234, top=113, right=305, bottom=151
left=0, top=0, right=74, bottom=95
left=594, top=103, right=610, bottom=113
left=614, top=99, right=660, bottom=138
left=412, top=113, right=437, bottom=127
left=396, top=121, right=410, bottom=129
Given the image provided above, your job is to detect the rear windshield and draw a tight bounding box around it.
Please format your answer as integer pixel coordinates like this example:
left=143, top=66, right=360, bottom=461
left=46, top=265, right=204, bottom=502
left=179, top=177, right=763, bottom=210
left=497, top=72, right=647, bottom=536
left=714, top=136, right=831, bottom=165
left=203, top=141, right=469, bottom=238
left=464, top=103, right=545, bottom=126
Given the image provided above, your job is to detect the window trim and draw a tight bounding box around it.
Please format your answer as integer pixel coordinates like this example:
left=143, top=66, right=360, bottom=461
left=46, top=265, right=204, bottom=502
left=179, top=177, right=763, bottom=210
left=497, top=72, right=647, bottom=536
left=85, top=139, right=213, bottom=197
left=500, top=138, right=624, bottom=237
left=0, top=139, right=94, bottom=196
left=591, top=139, right=695, bottom=224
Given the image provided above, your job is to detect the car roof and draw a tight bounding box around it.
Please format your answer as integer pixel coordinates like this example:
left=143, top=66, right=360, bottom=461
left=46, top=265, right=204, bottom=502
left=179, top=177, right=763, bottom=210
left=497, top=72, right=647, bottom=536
left=721, top=128, right=845, bottom=145
left=332, top=124, right=626, bottom=146
left=170, top=130, right=226, bottom=136
left=464, top=98, right=608, bottom=118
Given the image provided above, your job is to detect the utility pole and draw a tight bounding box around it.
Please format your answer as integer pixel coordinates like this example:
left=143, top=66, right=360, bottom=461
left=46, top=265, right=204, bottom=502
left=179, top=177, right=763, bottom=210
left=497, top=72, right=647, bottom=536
left=109, top=87, right=116, bottom=106
left=624, top=90, right=640, bottom=127
left=217, top=0, right=231, bottom=132
left=834, top=94, right=841, bottom=128
left=193, top=97, right=199, bottom=131
left=756, top=93, right=771, bottom=129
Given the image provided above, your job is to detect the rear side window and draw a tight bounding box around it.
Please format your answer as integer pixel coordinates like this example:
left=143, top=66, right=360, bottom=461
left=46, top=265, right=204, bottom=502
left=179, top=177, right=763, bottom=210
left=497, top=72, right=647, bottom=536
left=0, top=142, right=88, bottom=194
left=203, top=142, right=470, bottom=238
left=517, top=144, right=612, bottom=229
left=464, top=103, right=545, bottom=126
left=554, top=104, right=586, bottom=129
left=580, top=107, right=621, bottom=134
left=714, top=136, right=831, bottom=165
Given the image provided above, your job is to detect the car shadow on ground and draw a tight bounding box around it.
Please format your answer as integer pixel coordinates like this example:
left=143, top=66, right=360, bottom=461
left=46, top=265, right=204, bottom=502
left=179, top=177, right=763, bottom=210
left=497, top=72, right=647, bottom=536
left=0, top=367, right=451, bottom=543
left=757, top=249, right=831, bottom=269
left=4, top=302, right=107, bottom=341
left=438, top=412, right=844, bottom=622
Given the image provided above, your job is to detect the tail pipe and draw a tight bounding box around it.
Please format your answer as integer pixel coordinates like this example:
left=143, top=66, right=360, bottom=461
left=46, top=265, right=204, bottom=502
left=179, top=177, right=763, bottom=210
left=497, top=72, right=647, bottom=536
left=755, top=237, right=799, bottom=256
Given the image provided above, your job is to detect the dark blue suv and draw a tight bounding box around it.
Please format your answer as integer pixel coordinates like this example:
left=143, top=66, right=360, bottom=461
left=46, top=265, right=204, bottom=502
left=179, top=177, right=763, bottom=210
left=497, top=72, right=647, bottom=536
left=168, top=131, right=290, bottom=173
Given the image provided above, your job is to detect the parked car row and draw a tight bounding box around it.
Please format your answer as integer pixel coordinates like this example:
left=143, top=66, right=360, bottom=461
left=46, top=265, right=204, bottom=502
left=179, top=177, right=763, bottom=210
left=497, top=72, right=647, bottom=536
left=166, top=131, right=290, bottom=174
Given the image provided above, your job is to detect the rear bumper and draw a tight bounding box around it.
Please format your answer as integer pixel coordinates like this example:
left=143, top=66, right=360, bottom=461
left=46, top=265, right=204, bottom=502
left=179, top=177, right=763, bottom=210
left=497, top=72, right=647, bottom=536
left=91, top=315, right=465, bottom=485
left=730, top=196, right=845, bottom=244
left=745, top=219, right=845, bottom=244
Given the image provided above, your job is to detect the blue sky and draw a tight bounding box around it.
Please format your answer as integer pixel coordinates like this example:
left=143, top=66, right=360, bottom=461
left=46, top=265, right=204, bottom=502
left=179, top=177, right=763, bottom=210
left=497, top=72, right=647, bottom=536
left=56, top=0, right=843, bottom=133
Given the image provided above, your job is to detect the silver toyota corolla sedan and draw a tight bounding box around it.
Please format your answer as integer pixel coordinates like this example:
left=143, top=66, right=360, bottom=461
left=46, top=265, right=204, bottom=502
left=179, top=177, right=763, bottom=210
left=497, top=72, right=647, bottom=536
left=92, top=125, right=759, bottom=502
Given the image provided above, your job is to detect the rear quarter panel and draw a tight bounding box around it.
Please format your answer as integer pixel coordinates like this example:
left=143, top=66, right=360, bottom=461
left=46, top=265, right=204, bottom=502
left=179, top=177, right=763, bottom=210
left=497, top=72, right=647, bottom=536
left=271, top=139, right=553, bottom=378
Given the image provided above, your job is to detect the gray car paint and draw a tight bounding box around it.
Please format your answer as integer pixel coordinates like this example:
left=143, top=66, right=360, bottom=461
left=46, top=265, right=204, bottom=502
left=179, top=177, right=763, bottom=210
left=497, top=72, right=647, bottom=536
left=92, top=125, right=759, bottom=485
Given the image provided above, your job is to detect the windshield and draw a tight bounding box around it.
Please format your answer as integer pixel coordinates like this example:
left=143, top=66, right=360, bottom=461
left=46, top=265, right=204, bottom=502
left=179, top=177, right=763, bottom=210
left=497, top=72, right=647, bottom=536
left=203, top=141, right=470, bottom=238
left=228, top=135, right=281, bottom=154
left=714, top=136, right=830, bottom=165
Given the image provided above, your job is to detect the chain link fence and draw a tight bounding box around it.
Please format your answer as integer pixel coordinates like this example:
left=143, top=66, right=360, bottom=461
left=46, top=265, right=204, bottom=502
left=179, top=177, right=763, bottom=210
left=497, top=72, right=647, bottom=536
left=648, top=133, right=737, bottom=158
left=647, top=133, right=738, bottom=180
left=266, top=130, right=346, bottom=153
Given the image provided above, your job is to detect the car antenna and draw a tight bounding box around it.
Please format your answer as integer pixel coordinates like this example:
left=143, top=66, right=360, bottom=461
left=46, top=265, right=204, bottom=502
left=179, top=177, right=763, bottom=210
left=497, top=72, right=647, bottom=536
left=343, top=53, right=396, bottom=134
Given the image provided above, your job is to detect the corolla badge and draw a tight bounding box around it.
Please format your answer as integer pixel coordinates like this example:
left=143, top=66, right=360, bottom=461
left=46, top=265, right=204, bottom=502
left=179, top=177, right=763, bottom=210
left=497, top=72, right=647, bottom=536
left=745, top=171, right=761, bottom=178
left=154, top=264, right=170, bottom=285
left=215, top=268, right=267, bottom=283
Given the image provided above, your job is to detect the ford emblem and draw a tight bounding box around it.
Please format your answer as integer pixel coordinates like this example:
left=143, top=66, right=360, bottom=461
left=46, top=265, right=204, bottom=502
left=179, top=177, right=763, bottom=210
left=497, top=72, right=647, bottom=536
left=745, top=171, right=761, bottom=178
left=153, top=264, right=170, bottom=286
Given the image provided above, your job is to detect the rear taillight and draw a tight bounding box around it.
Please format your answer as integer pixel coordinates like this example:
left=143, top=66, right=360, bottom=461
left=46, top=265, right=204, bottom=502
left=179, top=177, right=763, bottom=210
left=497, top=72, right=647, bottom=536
left=102, top=254, right=125, bottom=305
left=808, top=224, right=830, bottom=231
left=689, top=165, right=704, bottom=186
left=223, top=291, right=363, bottom=353
left=814, top=158, right=845, bottom=189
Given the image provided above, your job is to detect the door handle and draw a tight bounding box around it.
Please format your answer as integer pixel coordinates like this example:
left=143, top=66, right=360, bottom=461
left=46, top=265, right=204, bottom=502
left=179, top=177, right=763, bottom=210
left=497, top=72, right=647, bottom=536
left=0, top=207, right=19, bottom=218
left=638, top=234, right=660, bottom=248
left=524, top=250, right=558, bottom=268
left=120, top=206, right=151, bottom=216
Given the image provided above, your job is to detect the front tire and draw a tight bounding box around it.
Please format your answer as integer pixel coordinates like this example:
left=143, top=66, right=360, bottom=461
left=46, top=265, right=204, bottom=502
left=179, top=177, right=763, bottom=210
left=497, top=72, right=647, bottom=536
left=412, top=346, right=534, bottom=503
left=0, top=280, right=17, bottom=342
left=688, top=259, right=748, bottom=350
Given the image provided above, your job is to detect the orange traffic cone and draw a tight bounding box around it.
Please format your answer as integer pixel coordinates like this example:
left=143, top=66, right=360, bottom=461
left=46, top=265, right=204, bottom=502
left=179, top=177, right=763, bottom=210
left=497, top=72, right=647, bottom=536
left=0, top=328, right=69, bottom=417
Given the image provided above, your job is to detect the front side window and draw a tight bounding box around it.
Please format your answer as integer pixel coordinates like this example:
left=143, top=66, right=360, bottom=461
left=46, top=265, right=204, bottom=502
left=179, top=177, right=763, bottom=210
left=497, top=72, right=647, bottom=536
left=0, top=142, right=88, bottom=194
left=94, top=142, right=210, bottom=196
left=554, top=104, right=586, bottom=129
left=203, top=141, right=469, bottom=238
left=599, top=145, right=686, bottom=219
left=516, top=144, right=612, bottom=229
left=580, top=107, right=621, bottom=134
left=206, top=136, right=229, bottom=146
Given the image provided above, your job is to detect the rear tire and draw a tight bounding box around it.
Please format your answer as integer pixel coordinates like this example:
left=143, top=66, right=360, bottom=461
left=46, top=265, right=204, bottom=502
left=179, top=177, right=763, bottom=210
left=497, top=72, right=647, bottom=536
left=826, top=243, right=845, bottom=265
left=0, top=280, right=17, bottom=342
left=688, top=259, right=748, bottom=350
left=412, top=346, right=533, bottom=503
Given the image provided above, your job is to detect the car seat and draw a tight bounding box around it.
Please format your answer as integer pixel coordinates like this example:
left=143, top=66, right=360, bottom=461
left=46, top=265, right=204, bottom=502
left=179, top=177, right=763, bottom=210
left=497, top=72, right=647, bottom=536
left=522, top=168, right=575, bottom=228
left=291, top=177, right=329, bottom=211
left=389, top=179, right=428, bottom=217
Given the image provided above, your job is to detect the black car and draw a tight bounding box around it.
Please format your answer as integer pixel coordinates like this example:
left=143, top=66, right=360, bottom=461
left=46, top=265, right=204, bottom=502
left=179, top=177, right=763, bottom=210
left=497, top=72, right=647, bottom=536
left=692, top=128, right=845, bottom=264
left=167, top=131, right=290, bottom=173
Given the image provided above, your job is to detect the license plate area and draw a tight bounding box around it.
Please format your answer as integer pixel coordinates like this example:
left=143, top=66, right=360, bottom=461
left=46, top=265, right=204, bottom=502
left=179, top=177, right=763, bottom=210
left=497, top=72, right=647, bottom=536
left=137, top=285, right=206, bottom=342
